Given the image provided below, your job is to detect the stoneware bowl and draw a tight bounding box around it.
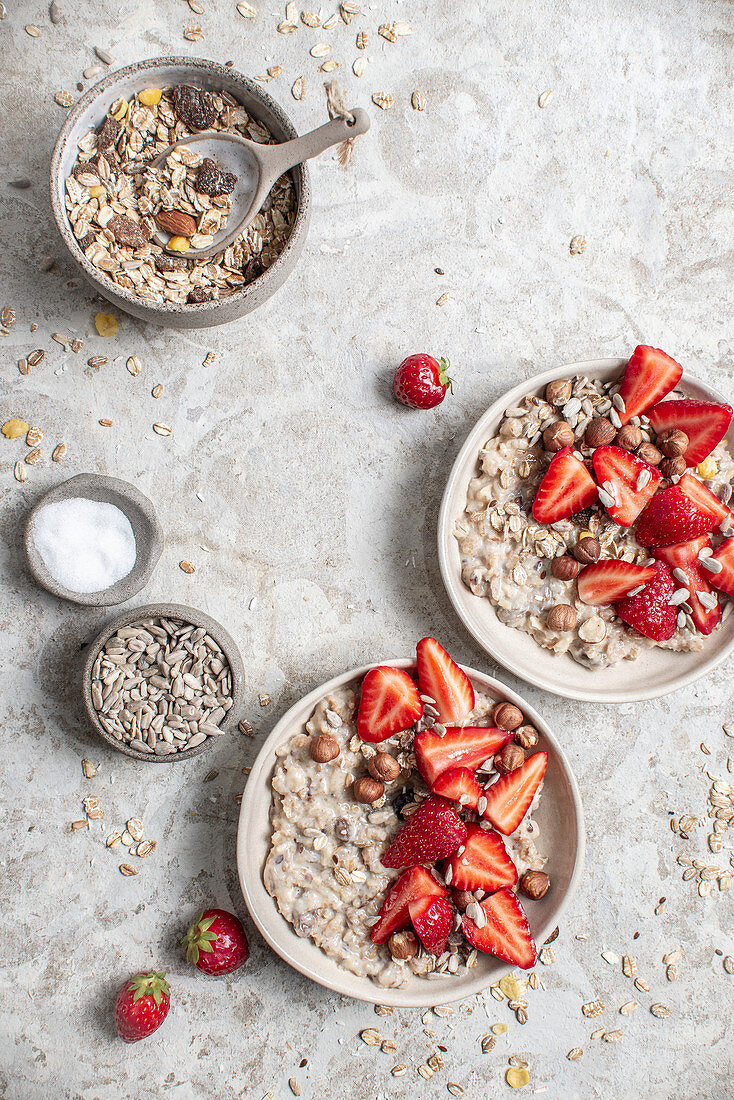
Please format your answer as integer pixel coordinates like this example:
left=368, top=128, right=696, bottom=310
left=49, top=56, right=311, bottom=329
left=24, top=472, right=163, bottom=606
left=237, top=659, right=584, bottom=1007
left=438, top=357, right=734, bottom=703
left=82, top=602, right=245, bottom=762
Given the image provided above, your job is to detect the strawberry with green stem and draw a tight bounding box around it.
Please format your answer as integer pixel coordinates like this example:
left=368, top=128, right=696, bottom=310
left=183, top=908, right=249, bottom=975
left=114, top=971, right=170, bottom=1043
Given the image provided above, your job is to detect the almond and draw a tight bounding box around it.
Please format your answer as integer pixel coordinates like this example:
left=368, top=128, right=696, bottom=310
left=155, top=209, right=197, bottom=237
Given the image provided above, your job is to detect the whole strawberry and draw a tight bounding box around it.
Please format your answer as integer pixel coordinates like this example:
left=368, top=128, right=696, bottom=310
left=182, top=908, right=249, bottom=975
left=114, top=971, right=170, bottom=1043
left=393, top=353, right=453, bottom=409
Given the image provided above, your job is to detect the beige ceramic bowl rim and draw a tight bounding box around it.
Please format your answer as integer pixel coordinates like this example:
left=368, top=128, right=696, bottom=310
left=81, top=601, right=245, bottom=762
left=438, top=356, right=734, bottom=703
left=48, top=55, right=310, bottom=317
left=236, top=658, right=585, bottom=1007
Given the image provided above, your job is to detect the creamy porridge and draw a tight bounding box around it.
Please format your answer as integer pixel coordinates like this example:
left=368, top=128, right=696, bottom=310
left=264, top=681, right=546, bottom=988
left=455, top=372, right=734, bottom=668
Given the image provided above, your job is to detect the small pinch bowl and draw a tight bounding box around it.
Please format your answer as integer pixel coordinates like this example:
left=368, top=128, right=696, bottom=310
left=24, top=472, right=163, bottom=606
left=49, top=56, right=311, bottom=329
left=82, top=602, right=245, bottom=762
left=237, top=659, right=584, bottom=1007
left=438, top=357, right=734, bottom=703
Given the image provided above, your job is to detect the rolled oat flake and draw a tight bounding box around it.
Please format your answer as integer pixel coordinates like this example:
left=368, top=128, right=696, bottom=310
left=30, top=497, right=136, bottom=593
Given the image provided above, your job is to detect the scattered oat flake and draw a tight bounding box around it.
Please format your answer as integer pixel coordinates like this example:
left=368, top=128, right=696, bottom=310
left=52, top=443, right=67, bottom=462
left=310, top=43, right=331, bottom=57
left=481, top=1034, right=496, bottom=1053
left=81, top=759, right=97, bottom=779
left=184, top=23, right=203, bottom=40
left=98, top=418, right=113, bottom=427
left=446, top=1085, right=463, bottom=1098
left=291, top=77, right=305, bottom=101
left=650, top=1003, right=671, bottom=1018
left=18, top=358, right=29, bottom=375
left=352, top=58, right=367, bottom=77
left=567, top=1048, right=583, bottom=1060
left=55, top=90, right=74, bottom=108
left=237, top=0, right=257, bottom=16
left=378, top=22, right=397, bottom=40
left=94, top=312, right=118, bottom=336
left=603, top=1030, right=623, bottom=1043
left=372, top=92, right=393, bottom=111
left=71, top=819, right=88, bottom=831
left=179, top=560, right=196, bottom=574
left=701, top=742, right=712, bottom=755
left=360, top=1028, right=381, bottom=1045
left=601, top=949, right=619, bottom=965
left=391, top=1066, right=407, bottom=1077
left=619, top=1001, right=638, bottom=1015
left=26, top=427, right=43, bottom=447
left=323, top=12, right=337, bottom=28
left=288, top=1081, right=300, bottom=1097
left=538, top=90, right=553, bottom=108
left=119, top=863, right=138, bottom=876
left=538, top=947, right=555, bottom=965
left=106, top=831, right=123, bottom=848
left=411, top=91, right=426, bottom=111
left=634, top=977, right=650, bottom=992
left=203, top=351, right=216, bottom=366
left=723, top=956, right=734, bottom=974
left=570, top=235, right=587, bottom=255
left=25, top=23, right=41, bottom=35
left=436, top=292, right=452, bottom=307
left=622, top=955, right=637, bottom=977
left=136, top=840, right=156, bottom=857
left=582, top=1000, right=605, bottom=1018
left=153, top=423, right=172, bottom=437
left=126, top=355, right=141, bottom=376
left=13, top=461, right=26, bottom=483
left=3, top=419, right=30, bottom=439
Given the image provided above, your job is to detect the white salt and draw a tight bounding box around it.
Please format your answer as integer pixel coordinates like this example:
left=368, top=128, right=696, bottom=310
left=31, top=497, right=137, bottom=593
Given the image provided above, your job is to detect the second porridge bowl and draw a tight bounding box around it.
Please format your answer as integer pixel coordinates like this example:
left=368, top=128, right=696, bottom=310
left=237, top=658, right=584, bottom=1008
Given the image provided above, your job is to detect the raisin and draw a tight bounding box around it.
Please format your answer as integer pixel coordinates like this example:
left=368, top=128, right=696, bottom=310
left=96, top=115, right=121, bottom=150
left=172, top=84, right=217, bottom=131
left=108, top=215, right=150, bottom=248
left=186, top=286, right=213, bottom=304
left=243, top=257, right=263, bottom=284
left=390, top=786, right=415, bottom=818
left=77, top=232, right=96, bottom=252
left=155, top=253, right=188, bottom=273
left=195, top=157, right=237, bottom=197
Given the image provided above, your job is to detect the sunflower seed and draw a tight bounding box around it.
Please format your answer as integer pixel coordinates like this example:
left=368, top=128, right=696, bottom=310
left=650, top=1003, right=671, bottom=1018
left=701, top=557, right=723, bottom=574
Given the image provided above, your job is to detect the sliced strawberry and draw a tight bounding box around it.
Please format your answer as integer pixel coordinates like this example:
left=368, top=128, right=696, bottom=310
left=381, top=796, right=468, bottom=869
left=635, top=473, right=732, bottom=548
left=414, top=726, right=511, bottom=787
left=577, top=560, right=657, bottom=605
left=532, top=447, right=598, bottom=524
left=709, top=538, right=734, bottom=599
left=654, top=536, right=721, bottom=636
left=647, top=398, right=733, bottom=466
left=592, top=445, right=662, bottom=526
left=432, top=767, right=482, bottom=811
left=408, top=894, right=453, bottom=956
left=416, top=636, right=474, bottom=724
left=614, top=560, right=677, bottom=641
left=370, top=866, right=447, bottom=945
left=356, top=665, right=423, bottom=743
left=617, top=345, right=683, bottom=425
left=443, top=823, right=518, bottom=893
left=480, top=751, right=548, bottom=837
left=461, top=887, right=537, bottom=969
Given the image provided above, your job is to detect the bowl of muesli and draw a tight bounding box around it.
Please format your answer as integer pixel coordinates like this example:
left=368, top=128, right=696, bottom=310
left=49, top=57, right=310, bottom=328
left=439, top=350, right=734, bottom=702
left=237, top=637, right=584, bottom=1007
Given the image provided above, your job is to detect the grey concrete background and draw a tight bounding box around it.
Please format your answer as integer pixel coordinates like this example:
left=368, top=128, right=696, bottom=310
left=0, top=0, right=733, bottom=1097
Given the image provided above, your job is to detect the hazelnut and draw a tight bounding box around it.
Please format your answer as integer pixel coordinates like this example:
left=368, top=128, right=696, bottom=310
left=542, top=421, right=574, bottom=452
left=495, top=743, right=525, bottom=774
left=573, top=536, right=600, bottom=564
left=659, top=455, right=686, bottom=479
left=551, top=555, right=581, bottom=581
left=637, top=442, right=662, bottom=466
left=658, top=428, right=689, bottom=458
left=452, top=890, right=475, bottom=912
left=519, top=869, right=551, bottom=900
left=546, top=604, right=577, bottom=631
left=388, top=929, right=419, bottom=960
left=514, top=724, right=539, bottom=749
left=353, top=776, right=384, bottom=804
left=615, top=424, right=642, bottom=451
left=492, top=702, right=524, bottom=731
left=584, top=418, right=616, bottom=448
left=367, top=752, right=401, bottom=783
left=544, top=379, right=573, bottom=407
left=309, top=734, right=340, bottom=763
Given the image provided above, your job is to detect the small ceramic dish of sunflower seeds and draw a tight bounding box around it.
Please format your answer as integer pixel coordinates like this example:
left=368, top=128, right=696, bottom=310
left=82, top=603, right=245, bottom=761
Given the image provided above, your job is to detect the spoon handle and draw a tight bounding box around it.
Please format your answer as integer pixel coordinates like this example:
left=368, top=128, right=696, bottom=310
left=262, top=107, right=370, bottom=182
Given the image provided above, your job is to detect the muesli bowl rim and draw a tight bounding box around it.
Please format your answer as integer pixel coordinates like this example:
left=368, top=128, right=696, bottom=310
left=49, top=55, right=310, bottom=321
left=236, top=657, right=584, bottom=1007
left=438, top=356, right=734, bottom=703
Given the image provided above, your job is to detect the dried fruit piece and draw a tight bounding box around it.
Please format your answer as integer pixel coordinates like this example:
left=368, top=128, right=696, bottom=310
left=505, top=1067, right=529, bottom=1088
left=179, top=560, right=196, bottom=573
left=195, top=158, right=237, bottom=197
left=109, top=215, right=149, bottom=248
left=187, top=287, right=213, bottom=304
left=94, top=312, right=118, bottom=337
left=138, top=88, right=162, bottom=106
left=172, top=84, right=217, bottom=131
left=167, top=237, right=191, bottom=253
left=97, top=115, right=121, bottom=149
left=2, top=419, right=30, bottom=439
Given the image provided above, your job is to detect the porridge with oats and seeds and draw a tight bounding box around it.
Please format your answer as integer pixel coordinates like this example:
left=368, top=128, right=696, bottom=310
left=264, top=674, right=546, bottom=988
left=455, top=360, right=734, bottom=668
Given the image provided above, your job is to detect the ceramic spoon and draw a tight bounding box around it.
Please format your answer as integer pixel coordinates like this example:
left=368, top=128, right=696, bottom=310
left=150, top=107, right=370, bottom=259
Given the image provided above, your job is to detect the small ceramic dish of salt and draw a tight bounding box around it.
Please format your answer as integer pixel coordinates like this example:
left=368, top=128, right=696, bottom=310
left=24, top=473, right=164, bottom=606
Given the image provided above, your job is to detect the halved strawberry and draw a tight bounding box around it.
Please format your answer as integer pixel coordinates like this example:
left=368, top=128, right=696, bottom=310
left=460, top=887, right=537, bottom=969
left=408, top=894, right=453, bottom=956
left=356, top=666, right=423, bottom=743
left=370, top=866, right=447, bottom=945
left=416, top=636, right=474, bottom=724
left=635, top=473, right=732, bottom=548
left=709, top=538, right=734, bottom=599
left=592, top=445, right=662, bottom=526
left=443, top=823, right=518, bottom=893
left=616, top=345, right=683, bottom=425
left=654, top=536, right=721, bottom=636
left=480, top=751, right=548, bottom=836
left=532, top=447, right=598, bottom=524
left=414, top=726, right=511, bottom=787
left=381, top=796, right=467, bottom=869
left=432, top=767, right=482, bottom=811
left=614, top=560, right=677, bottom=641
left=577, top=560, right=657, bottom=605
left=647, top=398, right=733, bottom=466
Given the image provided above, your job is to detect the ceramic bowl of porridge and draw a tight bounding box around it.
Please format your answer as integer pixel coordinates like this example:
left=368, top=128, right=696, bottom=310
left=438, top=355, right=734, bottom=702
left=237, top=655, right=584, bottom=1007
left=49, top=57, right=310, bottom=328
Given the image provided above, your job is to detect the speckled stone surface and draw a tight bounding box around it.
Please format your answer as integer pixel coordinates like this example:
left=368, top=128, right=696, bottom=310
left=1, top=0, right=733, bottom=1097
